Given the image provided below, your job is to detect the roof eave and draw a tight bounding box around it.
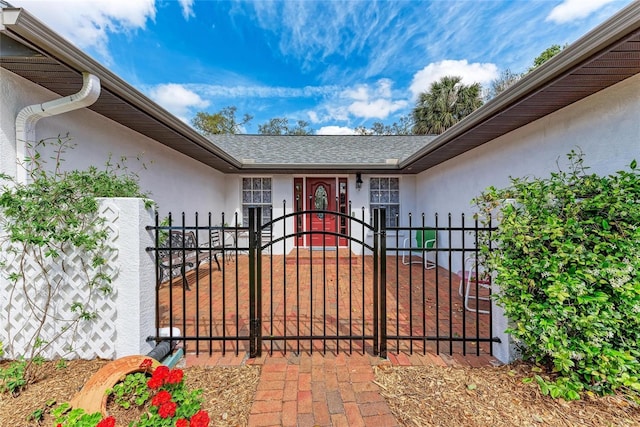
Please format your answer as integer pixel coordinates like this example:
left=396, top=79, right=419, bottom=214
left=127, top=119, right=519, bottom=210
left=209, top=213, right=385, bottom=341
left=400, top=1, right=640, bottom=170
left=239, top=163, right=403, bottom=172
left=0, top=7, right=242, bottom=170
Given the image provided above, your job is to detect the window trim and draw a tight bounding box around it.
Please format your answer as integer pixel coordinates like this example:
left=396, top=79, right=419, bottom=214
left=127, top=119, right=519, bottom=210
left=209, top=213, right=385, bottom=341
left=369, top=176, right=400, bottom=228
left=241, top=176, right=273, bottom=228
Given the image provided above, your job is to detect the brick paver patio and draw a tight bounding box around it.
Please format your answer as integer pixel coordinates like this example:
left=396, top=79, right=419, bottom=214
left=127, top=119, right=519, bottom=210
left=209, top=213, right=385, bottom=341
left=169, top=252, right=498, bottom=425
left=159, top=253, right=489, bottom=354
left=159, top=253, right=493, bottom=357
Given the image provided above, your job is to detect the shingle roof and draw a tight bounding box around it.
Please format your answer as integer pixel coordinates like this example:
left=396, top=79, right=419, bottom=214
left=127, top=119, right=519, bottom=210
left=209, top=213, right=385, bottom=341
left=209, top=134, right=436, bottom=168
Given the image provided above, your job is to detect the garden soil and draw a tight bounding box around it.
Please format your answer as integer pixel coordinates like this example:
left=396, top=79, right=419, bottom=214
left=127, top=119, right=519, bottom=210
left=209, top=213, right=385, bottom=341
left=1, top=358, right=640, bottom=426
left=0, top=359, right=259, bottom=427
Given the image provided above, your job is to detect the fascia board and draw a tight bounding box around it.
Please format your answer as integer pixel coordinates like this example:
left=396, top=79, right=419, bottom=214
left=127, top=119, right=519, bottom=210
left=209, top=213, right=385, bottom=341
left=1, top=7, right=242, bottom=170
left=239, top=163, right=401, bottom=170
left=400, top=1, right=640, bottom=170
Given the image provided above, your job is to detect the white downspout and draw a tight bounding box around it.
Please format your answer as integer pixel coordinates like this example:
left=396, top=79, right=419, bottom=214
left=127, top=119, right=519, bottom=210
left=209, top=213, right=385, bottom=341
left=15, top=72, right=101, bottom=182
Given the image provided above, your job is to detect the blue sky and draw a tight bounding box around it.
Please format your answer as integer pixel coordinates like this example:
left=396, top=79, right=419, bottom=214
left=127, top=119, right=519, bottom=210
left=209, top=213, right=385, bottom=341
left=12, top=0, right=634, bottom=134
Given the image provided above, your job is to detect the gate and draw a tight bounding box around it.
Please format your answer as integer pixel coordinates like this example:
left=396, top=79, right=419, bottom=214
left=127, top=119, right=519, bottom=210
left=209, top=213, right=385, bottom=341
left=147, top=207, right=499, bottom=358
left=247, top=207, right=382, bottom=357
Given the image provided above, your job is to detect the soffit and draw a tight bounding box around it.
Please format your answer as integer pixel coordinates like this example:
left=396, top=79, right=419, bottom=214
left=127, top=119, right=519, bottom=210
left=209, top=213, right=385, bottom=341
left=0, top=27, right=241, bottom=172
left=402, top=30, right=640, bottom=172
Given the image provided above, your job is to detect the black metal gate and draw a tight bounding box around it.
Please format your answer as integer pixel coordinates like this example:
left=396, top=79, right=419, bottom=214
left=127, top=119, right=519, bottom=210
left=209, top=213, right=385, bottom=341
left=247, top=206, right=382, bottom=358
left=147, top=207, right=499, bottom=358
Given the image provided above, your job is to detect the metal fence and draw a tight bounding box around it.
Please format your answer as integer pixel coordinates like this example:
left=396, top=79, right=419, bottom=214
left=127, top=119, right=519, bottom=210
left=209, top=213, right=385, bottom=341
left=146, top=207, right=500, bottom=358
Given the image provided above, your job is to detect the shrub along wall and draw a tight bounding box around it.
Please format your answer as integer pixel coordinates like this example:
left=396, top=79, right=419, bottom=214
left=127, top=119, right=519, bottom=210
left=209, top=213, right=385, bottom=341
left=0, top=137, right=156, bottom=393
left=475, top=150, right=640, bottom=400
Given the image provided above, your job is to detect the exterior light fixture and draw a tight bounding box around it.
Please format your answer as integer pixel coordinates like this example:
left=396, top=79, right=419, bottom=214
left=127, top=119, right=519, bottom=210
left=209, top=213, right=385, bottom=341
left=355, top=173, right=363, bottom=191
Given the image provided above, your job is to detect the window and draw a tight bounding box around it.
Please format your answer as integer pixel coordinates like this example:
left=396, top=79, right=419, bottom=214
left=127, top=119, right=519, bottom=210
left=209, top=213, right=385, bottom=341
left=242, top=177, right=272, bottom=227
left=370, top=177, right=399, bottom=227
left=338, top=178, right=347, bottom=235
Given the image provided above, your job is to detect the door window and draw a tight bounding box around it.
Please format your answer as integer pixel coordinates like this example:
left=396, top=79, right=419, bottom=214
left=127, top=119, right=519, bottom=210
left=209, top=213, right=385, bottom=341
left=314, top=185, right=328, bottom=217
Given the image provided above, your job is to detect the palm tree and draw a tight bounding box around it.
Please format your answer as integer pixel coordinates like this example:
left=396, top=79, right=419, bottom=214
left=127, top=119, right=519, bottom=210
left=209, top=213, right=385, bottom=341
left=412, top=76, right=483, bottom=135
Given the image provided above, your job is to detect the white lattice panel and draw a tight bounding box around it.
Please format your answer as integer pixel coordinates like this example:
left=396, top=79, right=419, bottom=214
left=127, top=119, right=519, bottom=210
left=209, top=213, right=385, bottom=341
left=0, top=201, right=120, bottom=360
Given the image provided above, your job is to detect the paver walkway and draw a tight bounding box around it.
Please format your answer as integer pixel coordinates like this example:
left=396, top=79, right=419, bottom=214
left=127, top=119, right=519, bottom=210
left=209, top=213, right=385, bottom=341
left=186, top=350, right=499, bottom=426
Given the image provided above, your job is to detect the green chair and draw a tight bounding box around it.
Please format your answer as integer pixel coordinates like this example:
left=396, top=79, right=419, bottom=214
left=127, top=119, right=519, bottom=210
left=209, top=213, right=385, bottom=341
left=402, top=229, right=437, bottom=269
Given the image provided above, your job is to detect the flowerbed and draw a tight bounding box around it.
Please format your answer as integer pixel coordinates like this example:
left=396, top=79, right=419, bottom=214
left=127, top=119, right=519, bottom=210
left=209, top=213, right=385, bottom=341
left=53, top=359, right=210, bottom=427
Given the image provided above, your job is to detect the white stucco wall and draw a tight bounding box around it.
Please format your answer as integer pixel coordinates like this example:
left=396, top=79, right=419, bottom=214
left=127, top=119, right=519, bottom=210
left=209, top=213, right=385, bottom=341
left=415, top=72, right=640, bottom=270
left=0, top=68, right=21, bottom=180
left=414, top=73, right=640, bottom=362
left=0, top=68, right=226, bottom=217
left=106, top=198, right=157, bottom=358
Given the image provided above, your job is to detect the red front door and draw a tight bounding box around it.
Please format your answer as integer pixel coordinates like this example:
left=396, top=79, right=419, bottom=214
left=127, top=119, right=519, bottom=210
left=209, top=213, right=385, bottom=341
left=306, top=178, right=337, bottom=246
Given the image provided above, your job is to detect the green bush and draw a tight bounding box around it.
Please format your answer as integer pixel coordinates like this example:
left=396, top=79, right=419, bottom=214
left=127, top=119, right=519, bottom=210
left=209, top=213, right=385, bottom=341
left=475, top=150, right=640, bottom=400
left=0, top=135, right=152, bottom=392
left=0, top=358, right=27, bottom=395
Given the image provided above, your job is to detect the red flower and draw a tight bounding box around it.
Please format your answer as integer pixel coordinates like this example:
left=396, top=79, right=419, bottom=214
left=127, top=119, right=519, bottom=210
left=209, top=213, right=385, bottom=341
left=190, top=410, right=210, bottom=427
left=166, top=368, right=184, bottom=384
left=151, top=390, right=173, bottom=406
left=152, top=365, right=170, bottom=382
left=176, top=419, right=190, bottom=427
left=158, top=401, right=177, bottom=418
left=96, top=416, right=117, bottom=427
left=147, top=376, right=164, bottom=389
left=139, top=358, right=153, bottom=370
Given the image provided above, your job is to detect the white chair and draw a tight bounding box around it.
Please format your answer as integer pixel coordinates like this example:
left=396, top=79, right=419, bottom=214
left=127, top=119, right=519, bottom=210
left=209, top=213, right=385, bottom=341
left=260, top=229, right=272, bottom=254
left=402, top=229, right=437, bottom=269
left=458, top=256, right=492, bottom=313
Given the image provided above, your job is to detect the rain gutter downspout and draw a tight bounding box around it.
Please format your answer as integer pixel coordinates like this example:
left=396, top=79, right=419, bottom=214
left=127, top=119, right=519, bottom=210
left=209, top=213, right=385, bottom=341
left=15, top=71, right=101, bottom=182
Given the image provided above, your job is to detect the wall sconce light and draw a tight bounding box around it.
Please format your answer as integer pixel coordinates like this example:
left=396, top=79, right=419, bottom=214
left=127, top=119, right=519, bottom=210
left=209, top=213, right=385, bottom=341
left=355, top=173, right=363, bottom=191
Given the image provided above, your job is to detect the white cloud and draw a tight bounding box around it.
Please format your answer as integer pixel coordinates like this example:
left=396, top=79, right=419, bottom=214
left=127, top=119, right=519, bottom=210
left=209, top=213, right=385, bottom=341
left=409, top=60, right=498, bottom=98
left=347, top=99, right=407, bottom=120
left=289, top=79, right=411, bottom=126
left=149, top=83, right=209, bottom=122
left=190, top=84, right=339, bottom=99
left=342, top=79, right=407, bottom=120
left=13, top=0, right=156, bottom=57
left=307, top=111, right=320, bottom=124
left=321, top=105, right=351, bottom=123
left=178, top=0, right=195, bottom=20
left=546, top=0, right=617, bottom=24
left=146, top=79, right=409, bottom=128
left=316, top=126, right=357, bottom=135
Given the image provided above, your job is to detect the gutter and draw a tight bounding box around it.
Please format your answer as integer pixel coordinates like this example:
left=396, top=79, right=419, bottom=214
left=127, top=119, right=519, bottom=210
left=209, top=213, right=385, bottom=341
left=240, top=162, right=402, bottom=170
left=1, top=7, right=242, bottom=171
left=400, top=1, right=640, bottom=170
left=15, top=71, right=100, bottom=182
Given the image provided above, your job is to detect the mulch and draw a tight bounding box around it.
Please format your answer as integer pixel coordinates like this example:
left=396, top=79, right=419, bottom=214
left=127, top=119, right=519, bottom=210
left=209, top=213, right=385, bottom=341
left=0, top=359, right=260, bottom=427
left=374, top=361, right=640, bottom=427
left=2, top=358, right=640, bottom=426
